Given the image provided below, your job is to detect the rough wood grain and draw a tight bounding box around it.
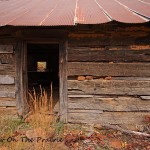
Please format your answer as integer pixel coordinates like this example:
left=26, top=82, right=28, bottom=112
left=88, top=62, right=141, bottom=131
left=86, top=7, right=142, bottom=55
left=0, top=84, right=15, bottom=90
left=0, top=83, right=15, bottom=98
left=59, top=40, right=68, bottom=123
left=68, top=49, right=150, bottom=62
left=15, top=41, right=26, bottom=116
left=68, top=26, right=150, bottom=47
left=0, top=75, right=15, bottom=84
left=68, top=112, right=150, bottom=125
left=0, top=53, right=14, bottom=64
left=0, top=91, right=15, bottom=98
left=0, top=99, right=16, bottom=106
left=68, top=35, right=150, bottom=47
left=68, top=96, right=150, bottom=111
left=0, top=107, right=17, bottom=115
left=0, top=45, right=13, bottom=53
left=0, top=64, right=15, bottom=76
left=68, top=62, right=150, bottom=77
left=68, top=80, right=150, bottom=95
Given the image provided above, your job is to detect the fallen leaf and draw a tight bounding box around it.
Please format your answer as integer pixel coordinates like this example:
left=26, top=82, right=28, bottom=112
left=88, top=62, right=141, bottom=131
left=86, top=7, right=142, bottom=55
left=109, top=138, right=122, bottom=149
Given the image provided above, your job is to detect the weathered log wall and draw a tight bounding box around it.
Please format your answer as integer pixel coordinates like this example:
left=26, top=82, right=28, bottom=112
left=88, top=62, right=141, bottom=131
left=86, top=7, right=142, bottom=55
left=67, top=23, right=150, bottom=129
left=0, top=44, right=17, bottom=116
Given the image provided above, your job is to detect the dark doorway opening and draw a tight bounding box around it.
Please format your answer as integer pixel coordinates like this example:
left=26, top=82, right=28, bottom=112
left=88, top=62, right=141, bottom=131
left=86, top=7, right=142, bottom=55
left=27, top=44, right=59, bottom=110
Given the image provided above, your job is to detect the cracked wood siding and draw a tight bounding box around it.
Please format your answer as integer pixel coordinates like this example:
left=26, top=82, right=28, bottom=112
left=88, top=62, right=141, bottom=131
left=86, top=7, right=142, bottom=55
left=67, top=24, right=150, bottom=128
left=0, top=44, right=17, bottom=115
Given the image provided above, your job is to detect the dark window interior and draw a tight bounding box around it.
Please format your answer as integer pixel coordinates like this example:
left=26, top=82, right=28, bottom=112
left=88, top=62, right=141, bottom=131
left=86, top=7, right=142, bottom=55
left=27, top=44, right=59, bottom=92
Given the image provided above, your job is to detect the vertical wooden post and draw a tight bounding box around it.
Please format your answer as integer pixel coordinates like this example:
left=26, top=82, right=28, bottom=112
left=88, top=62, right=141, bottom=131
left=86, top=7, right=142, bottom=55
left=15, top=41, right=29, bottom=116
left=59, top=40, right=68, bottom=123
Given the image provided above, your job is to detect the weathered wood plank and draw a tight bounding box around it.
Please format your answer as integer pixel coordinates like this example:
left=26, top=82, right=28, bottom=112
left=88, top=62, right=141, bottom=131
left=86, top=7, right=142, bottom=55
left=68, top=96, right=150, bottom=111
left=68, top=80, right=150, bottom=95
left=0, top=107, right=17, bottom=115
left=0, top=97, right=16, bottom=101
left=0, top=64, right=15, bottom=76
left=0, top=85, right=15, bottom=98
left=68, top=35, right=150, bottom=47
left=0, top=54, right=14, bottom=64
left=68, top=49, right=150, bottom=62
left=0, top=75, right=15, bottom=84
left=0, top=85, right=15, bottom=90
left=0, top=45, right=13, bottom=53
left=68, top=112, right=150, bottom=125
left=59, top=40, right=68, bottom=123
left=0, top=91, right=15, bottom=98
left=0, top=100, right=16, bottom=107
left=68, top=62, right=150, bottom=77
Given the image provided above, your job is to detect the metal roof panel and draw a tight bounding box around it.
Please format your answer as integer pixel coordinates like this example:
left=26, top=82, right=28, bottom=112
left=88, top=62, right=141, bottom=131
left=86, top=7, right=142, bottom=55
left=117, top=0, right=150, bottom=19
left=96, top=0, right=148, bottom=23
left=42, top=0, right=76, bottom=26
left=76, top=0, right=110, bottom=24
left=0, top=0, right=149, bottom=26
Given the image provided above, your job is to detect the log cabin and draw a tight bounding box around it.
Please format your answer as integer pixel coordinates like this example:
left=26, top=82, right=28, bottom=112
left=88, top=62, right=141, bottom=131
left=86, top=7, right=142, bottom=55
left=0, top=0, right=150, bottom=129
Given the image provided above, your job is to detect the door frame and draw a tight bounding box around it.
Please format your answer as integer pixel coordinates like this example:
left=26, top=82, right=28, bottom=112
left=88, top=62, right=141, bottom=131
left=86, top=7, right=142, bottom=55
left=16, top=39, right=68, bottom=122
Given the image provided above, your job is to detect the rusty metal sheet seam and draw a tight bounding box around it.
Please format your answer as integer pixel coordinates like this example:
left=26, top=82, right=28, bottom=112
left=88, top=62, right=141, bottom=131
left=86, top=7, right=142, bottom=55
left=74, top=0, right=78, bottom=25
left=39, top=0, right=61, bottom=25
left=3, top=0, right=44, bottom=26
left=137, top=0, right=150, bottom=5
left=94, top=0, right=112, bottom=21
left=114, top=0, right=149, bottom=22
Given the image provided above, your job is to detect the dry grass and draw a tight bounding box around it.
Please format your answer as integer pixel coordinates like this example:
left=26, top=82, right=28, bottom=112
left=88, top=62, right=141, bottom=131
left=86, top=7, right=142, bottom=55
left=0, top=84, right=66, bottom=150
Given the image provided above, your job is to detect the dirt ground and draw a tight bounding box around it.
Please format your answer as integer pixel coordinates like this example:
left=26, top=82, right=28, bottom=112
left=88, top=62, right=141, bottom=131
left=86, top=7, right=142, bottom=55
left=0, top=115, right=149, bottom=150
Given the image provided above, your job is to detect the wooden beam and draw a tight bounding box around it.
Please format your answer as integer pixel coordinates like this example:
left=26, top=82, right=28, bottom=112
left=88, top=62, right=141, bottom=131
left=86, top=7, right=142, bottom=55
left=68, top=80, right=150, bottom=95
left=0, top=85, right=15, bottom=98
left=0, top=91, right=15, bottom=98
left=15, top=41, right=24, bottom=116
left=0, top=45, right=13, bottom=53
left=59, top=40, right=68, bottom=123
left=0, top=54, right=14, bottom=64
left=0, top=64, right=15, bottom=76
left=68, top=49, right=150, bottom=62
left=68, top=96, right=150, bottom=111
left=0, top=107, right=17, bottom=115
left=0, top=75, right=15, bottom=84
left=68, top=62, right=150, bottom=77
left=68, top=112, right=150, bottom=125
left=0, top=99, right=16, bottom=107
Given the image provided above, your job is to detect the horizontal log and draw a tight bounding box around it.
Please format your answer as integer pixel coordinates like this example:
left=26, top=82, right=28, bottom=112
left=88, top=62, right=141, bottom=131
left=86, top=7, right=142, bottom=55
left=68, top=96, right=150, bottom=111
left=68, top=62, right=150, bottom=77
left=0, top=45, right=13, bottom=53
left=0, top=107, right=17, bottom=115
left=68, top=112, right=150, bottom=125
left=111, top=77, right=150, bottom=81
left=68, top=49, right=150, bottom=62
left=0, top=53, right=14, bottom=64
left=0, top=91, right=15, bottom=98
left=68, top=80, right=150, bottom=95
left=0, top=64, right=15, bottom=76
left=68, top=35, right=150, bottom=47
left=0, top=97, right=16, bottom=101
left=0, top=100, right=16, bottom=107
left=0, top=85, right=15, bottom=98
left=0, top=75, right=15, bottom=84
left=0, top=84, right=15, bottom=90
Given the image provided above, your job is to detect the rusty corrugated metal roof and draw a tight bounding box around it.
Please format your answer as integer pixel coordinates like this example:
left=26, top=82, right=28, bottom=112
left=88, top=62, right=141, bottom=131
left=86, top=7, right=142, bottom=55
left=0, top=0, right=149, bottom=26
